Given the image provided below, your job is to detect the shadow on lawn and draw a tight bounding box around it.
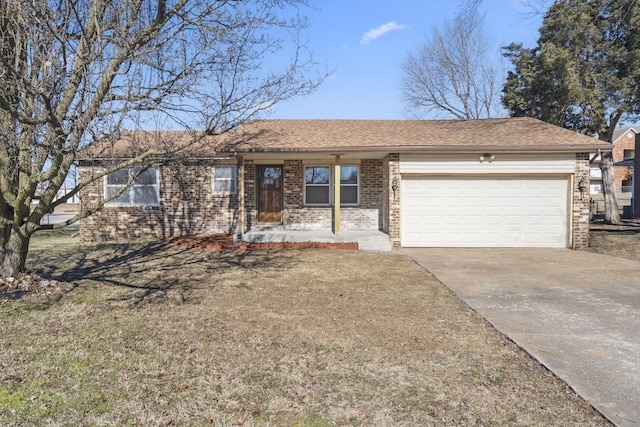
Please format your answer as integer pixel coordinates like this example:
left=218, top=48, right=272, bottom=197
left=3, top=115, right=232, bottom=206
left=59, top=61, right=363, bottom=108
left=30, top=241, right=293, bottom=306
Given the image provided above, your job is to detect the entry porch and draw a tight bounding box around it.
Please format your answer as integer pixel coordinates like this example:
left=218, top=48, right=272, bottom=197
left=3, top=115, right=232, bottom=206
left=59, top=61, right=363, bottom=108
left=241, top=225, right=393, bottom=251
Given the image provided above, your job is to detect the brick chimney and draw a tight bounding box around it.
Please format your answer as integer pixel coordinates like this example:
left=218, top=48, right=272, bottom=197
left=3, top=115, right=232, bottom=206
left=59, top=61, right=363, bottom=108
left=634, top=132, right=640, bottom=218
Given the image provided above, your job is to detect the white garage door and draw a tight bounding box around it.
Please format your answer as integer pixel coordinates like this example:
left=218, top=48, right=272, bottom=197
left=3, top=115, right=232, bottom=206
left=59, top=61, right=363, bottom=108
left=401, top=176, right=569, bottom=248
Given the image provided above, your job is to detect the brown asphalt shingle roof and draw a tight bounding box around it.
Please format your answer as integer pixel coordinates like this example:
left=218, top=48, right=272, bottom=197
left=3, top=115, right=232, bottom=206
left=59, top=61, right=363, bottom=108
left=81, top=117, right=611, bottom=160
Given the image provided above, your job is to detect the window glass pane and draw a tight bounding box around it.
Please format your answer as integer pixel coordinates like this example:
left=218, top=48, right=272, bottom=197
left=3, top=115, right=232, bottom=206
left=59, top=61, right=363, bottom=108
left=340, top=166, right=358, bottom=184
left=107, top=169, right=129, bottom=185
left=134, top=186, right=159, bottom=206
left=213, top=165, right=236, bottom=194
left=135, top=167, right=157, bottom=185
left=305, top=167, right=330, bottom=184
left=261, top=167, right=282, bottom=183
left=306, top=186, right=330, bottom=204
left=214, top=179, right=232, bottom=194
left=340, top=186, right=358, bottom=204
left=106, top=166, right=159, bottom=206
left=105, top=186, right=131, bottom=205
left=215, top=165, right=234, bottom=179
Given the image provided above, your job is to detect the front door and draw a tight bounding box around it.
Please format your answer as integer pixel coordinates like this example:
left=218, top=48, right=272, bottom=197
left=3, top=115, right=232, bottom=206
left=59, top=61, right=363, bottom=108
left=257, top=166, right=283, bottom=223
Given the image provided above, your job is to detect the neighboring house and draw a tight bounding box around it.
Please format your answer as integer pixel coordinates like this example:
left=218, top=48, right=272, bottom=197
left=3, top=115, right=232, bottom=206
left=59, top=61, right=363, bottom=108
left=78, top=118, right=608, bottom=249
left=589, top=126, right=638, bottom=194
left=33, top=184, right=80, bottom=205
left=612, top=126, right=638, bottom=193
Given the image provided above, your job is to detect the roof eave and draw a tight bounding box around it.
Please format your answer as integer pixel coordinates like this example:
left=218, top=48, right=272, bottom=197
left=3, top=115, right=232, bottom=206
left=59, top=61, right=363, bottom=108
left=228, top=144, right=612, bottom=154
left=79, top=143, right=612, bottom=161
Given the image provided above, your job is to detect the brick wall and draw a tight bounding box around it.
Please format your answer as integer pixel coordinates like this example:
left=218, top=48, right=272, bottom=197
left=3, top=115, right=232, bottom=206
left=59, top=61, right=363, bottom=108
left=81, top=157, right=389, bottom=241
left=614, top=166, right=633, bottom=193
left=573, top=153, right=590, bottom=249
left=283, top=160, right=303, bottom=209
left=243, top=159, right=256, bottom=231
left=384, top=154, right=400, bottom=246
left=278, top=159, right=384, bottom=231
left=81, top=154, right=584, bottom=248
left=360, top=159, right=384, bottom=229
left=79, top=161, right=240, bottom=242
left=612, top=130, right=635, bottom=192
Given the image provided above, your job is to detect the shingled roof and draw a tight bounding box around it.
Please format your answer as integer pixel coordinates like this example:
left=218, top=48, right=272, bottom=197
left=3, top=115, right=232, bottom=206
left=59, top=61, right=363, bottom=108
left=612, top=125, right=638, bottom=143
left=80, top=117, right=610, bottom=160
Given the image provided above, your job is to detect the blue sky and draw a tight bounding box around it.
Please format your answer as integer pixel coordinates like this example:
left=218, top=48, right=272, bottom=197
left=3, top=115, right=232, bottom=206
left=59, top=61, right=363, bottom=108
left=269, top=0, right=543, bottom=120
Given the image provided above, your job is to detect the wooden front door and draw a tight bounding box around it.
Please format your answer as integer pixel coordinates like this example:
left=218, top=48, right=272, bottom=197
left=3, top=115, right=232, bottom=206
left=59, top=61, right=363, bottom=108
left=257, top=166, right=283, bottom=223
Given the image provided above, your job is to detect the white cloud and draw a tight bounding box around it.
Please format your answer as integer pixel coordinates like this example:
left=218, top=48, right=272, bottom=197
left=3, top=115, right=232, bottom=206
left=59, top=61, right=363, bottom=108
left=360, top=21, right=408, bottom=45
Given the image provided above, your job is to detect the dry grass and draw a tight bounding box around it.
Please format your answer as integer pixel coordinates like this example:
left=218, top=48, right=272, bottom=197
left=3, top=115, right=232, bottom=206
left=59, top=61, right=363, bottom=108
left=587, top=220, right=640, bottom=261
left=0, top=231, right=611, bottom=426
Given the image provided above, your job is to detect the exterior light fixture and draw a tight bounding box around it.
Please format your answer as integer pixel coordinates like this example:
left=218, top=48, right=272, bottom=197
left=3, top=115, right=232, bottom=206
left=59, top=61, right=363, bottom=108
left=578, top=176, right=588, bottom=199
left=391, top=176, right=399, bottom=197
left=479, top=153, right=496, bottom=163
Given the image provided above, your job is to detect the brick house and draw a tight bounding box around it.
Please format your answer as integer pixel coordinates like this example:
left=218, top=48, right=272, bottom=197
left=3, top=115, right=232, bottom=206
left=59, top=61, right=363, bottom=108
left=612, top=126, right=638, bottom=193
left=590, top=126, right=638, bottom=194
left=78, top=118, right=609, bottom=249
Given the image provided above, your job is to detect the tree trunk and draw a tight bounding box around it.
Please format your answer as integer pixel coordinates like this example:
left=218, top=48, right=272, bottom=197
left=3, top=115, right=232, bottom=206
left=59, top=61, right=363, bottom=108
left=600, top=151, right=621, bottom=224
left=0, top=227, right=31, bottom=277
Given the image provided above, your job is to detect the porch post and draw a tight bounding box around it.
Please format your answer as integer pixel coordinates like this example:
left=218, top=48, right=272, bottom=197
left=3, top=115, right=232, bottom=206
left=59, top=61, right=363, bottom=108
left=334, top=154, right=341, bottom=234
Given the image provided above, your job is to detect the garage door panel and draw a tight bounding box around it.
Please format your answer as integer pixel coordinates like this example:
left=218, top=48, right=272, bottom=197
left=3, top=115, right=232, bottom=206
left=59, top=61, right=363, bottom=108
left=400, top=176, right=568, bottom=248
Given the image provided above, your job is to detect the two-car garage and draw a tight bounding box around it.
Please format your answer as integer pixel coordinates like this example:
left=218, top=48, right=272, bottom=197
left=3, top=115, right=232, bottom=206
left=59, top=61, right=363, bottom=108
left=399, top=154, right=574, bottom=248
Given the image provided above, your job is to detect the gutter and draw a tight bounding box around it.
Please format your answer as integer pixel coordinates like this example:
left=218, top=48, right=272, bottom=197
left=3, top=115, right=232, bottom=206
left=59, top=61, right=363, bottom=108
left=79, top=144, right=612, bottom=161
left=224, top=144, right=612, bottom=155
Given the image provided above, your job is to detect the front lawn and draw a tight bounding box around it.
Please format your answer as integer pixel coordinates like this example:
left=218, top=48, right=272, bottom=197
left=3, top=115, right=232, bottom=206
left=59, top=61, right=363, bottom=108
left=587, top=221, right=640, bottom=261
left=0, top=233, right=609, bottom=426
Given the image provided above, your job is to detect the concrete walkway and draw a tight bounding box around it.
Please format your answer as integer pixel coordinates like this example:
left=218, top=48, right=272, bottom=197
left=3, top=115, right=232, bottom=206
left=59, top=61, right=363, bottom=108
left=404, top=248, right=640, bottom=427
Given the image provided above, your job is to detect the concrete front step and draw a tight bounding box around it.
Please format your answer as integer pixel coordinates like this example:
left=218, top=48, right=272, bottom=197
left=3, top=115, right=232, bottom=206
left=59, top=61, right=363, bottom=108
left=242, top=228, right=393, bottom=252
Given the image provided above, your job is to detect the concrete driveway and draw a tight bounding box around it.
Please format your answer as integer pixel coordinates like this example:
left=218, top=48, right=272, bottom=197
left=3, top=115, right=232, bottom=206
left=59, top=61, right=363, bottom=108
left=404, top=248, right=640, bottom=427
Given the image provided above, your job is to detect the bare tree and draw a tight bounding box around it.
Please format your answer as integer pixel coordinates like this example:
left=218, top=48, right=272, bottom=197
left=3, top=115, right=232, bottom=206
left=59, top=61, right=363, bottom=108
left=516, top=0, right=555, bottom=18
left=400, top=7, right=501, bottom=119
left=0, top=0, right=325, bottom=276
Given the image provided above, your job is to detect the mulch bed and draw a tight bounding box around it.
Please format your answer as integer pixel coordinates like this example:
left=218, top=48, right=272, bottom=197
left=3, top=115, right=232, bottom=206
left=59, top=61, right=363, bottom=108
left=167, top=234, right=359, bottom=250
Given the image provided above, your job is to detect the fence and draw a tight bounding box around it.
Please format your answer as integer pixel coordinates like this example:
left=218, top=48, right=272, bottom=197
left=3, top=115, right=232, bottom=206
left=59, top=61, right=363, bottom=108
left=590, top=193, right=633, bottom=220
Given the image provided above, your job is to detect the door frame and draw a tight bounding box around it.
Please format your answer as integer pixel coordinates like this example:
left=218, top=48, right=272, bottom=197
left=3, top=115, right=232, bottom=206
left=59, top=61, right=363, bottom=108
left=256, top=165, right=284, bottom=224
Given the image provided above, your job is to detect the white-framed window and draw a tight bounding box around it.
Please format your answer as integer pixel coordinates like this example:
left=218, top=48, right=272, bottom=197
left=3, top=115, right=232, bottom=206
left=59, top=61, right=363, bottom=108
left=105, top=166, right=159, bottom=206
left=339, top=165, right=359, bottom=205
left=212, top=165, right=237, bottom=195
left=305, top=166, right=331, bottom=205
left=304, top=165, right=359, bottom=206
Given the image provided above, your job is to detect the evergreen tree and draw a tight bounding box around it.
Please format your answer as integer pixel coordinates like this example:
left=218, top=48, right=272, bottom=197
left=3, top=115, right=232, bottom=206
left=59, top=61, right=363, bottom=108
left=503, top=0, right=640, bottom=224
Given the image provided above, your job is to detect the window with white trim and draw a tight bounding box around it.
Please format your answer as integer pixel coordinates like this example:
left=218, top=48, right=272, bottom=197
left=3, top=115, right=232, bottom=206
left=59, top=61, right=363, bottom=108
left=304, top=165, right=359, bottom=206
left=105, top=166, right=159, bottom=206
left=339, top=165, right=359, bottom=205
left=305, top=166, right=330, bottom=205
left=212, top=165, right=237, bottom=195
